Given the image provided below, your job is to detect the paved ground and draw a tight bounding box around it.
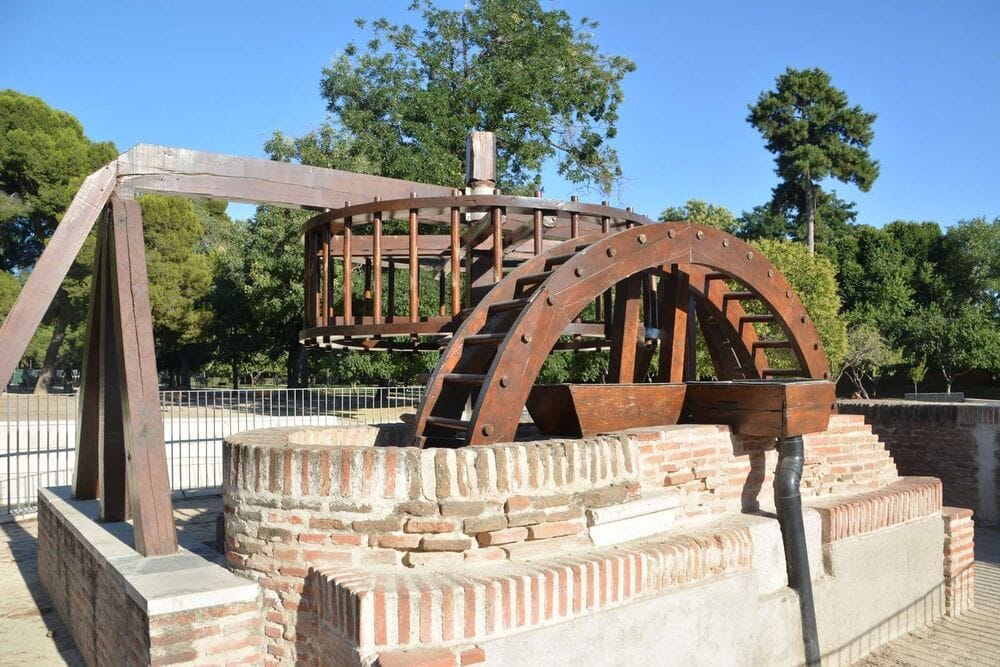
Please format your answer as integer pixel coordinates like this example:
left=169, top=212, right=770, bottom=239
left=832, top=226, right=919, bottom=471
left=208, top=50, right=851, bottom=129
left=0, top=496, right=221, bottom=666
left=0, top=501, right=997, bottom=666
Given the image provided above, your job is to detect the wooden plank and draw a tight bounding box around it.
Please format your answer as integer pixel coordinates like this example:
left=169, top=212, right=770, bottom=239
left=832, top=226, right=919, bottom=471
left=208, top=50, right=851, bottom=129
left=682, top=381, right=835, bottom=437
left=71, top=212, right=108, bottom=501
left=607, top=275, right=643, bottom=382
left=373, top=204, right=383, bottom=324
left=526, top=384, right=686, bottom=437
left=98, top=223, right=127, bottom=522
left=657, top=266, right=689, bottom=383
left=0, top=163, right=116, bottom=391
left=107, top=197, right=177, bottom=556
left=115, top=144, right=453, bottom=207
left=409, top=202, right=419, bottom=322
left=450, top=205, right=461, bottom=315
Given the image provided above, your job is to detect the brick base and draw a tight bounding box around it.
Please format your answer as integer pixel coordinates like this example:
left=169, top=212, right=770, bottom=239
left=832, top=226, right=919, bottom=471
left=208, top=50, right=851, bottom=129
left=38, top=487, right=264, bottom=666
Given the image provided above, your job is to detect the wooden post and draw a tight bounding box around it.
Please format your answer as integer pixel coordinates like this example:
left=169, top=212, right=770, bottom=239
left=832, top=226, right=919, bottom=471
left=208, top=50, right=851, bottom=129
left=492, top=205, right=504, bottom=283
left=106, top=197, right=177, bottom=556
left=409, top=194, right=419, bottom=322
left=608, top=275, right=643, bottom=382
left=72, top=214, right=107, bottom=502
left=465, top=131, right=496, bottom=191
left=373, top=198, right=383, bottom=324
left=343, top=203, right=353, bottom=324
left=658, top=265, right=690, bottom=383
left=450, top=195, right=462, bottom=315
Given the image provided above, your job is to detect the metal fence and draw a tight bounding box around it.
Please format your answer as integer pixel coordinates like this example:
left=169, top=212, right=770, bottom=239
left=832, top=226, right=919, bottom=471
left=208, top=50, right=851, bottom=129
left=0, top=386, right=424, bottom=519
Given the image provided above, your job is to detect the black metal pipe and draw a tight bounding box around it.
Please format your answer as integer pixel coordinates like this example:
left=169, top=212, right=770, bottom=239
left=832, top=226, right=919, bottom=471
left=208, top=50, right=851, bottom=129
left=774, top=435, right=821, bottom=666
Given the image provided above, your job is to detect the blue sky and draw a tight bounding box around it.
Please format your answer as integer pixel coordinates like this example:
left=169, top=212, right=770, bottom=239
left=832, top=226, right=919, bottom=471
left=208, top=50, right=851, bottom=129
left=3, top=1, right=997, bottom=226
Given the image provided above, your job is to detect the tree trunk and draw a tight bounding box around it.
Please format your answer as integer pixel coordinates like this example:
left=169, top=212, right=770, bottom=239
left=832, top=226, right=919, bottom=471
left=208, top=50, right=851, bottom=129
left=231, top=363, right=239, bottom=390
left=805, top=184, right=816, bottom=256
left=285, top=341, right=308, bottom=388
left=33, top=308, right=68, bottom=394
left=180, top=353, right=191, bottom=389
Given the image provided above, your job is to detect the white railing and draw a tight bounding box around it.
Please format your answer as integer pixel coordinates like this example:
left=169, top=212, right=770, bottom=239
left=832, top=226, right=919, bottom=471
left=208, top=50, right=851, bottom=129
left=0, top=386, right=424, bottom=518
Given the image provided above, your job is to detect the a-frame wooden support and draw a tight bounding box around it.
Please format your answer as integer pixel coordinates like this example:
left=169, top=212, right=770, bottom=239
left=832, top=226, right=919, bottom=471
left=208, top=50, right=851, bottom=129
left=71, top=197, right=177, bottom=556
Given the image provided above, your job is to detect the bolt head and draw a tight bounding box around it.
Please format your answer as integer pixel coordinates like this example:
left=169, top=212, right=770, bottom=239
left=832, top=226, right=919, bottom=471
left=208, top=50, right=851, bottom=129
left=767, top=270, right=774, bottom=278
left=696, top=230, right=704, bottom=240
left=546, top=296, right=555, bottom=306
left=637, top=233, right=647, bottom=244
left=722, top=239, right=730, bottom=247
left=606, top=247, right=617, bottom=257
left=746, top=251, right=754, bottom=260
left=499, top=376, right=510, bottom=387
left=667, top=229, right=676, bottom=238
left=575, top=267, right=585, bottom=277
left=482, top=424, right=494, bottom=436
left=521, top=333, right=533, bottom=343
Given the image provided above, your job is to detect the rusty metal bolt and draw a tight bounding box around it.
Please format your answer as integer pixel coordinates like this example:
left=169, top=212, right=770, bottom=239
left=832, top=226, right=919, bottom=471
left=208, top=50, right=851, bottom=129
left=786, top=290, right=793, bottom=299
left=667, top=229, right=676, bottom=238
left=482, top=425, right=495, bottom=436
left=575, top=267, right=585, bottom=277
left=637, top=233, right=647, bottom=244
left=746, top=251, right=754, bottom=260
left=606, top=247, right=617, bottom=257
left=767, top=270, right=774, bottom=278
left=499, top=376, right=510, bottom=387
left=521, top=333, right=533, bottom=344
left=723, top=239, right=730, bottom=247
left=696, top=230, right=704, bottom=240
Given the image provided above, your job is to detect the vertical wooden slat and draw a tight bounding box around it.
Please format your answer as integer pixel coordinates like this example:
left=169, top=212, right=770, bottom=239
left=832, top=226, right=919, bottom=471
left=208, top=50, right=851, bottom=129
left=450, top=196, right=461, bottom=315
left=373, top=198, right=383, bottom=324
left=685, top=294, right=698, bottom=380
left=533, top=191, right=544, bottom=256
left=99, top=224, right=127, bottom=522
left=596, top=204, right=611, bottom=322
left=325, top=225, right=334, bottom=323
left=607, top=274, right=643, bottom=382
left=107, top=197, right=177, bottom=556
left=438, top=261, right=446, bottom=315
left=72, top=211, right=106, bottom=501
left=409, top=193, right=419, bottom=322
left=343, top=204, right=353, bottom=324
left=388, top=257, right=396, bottom=322
left=363, top=257, right=372, bottom=316
left=491, top=205, right=503, bottom=283
left=304, top=229, right=314, bottom=326
left=658, top=265, right=690, bottom=383
left=320, top=225, right=330, bottom=327
left=570, top=195, right=579, bottom=238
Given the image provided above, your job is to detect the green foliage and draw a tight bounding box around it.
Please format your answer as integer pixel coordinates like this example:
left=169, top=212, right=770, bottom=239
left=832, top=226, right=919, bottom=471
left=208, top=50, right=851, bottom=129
left=0, top=89, right=117, bottom=271
left=907, top=357, right=927, bottom=393
left=838, top=323, right=902, bottom=397
left=137, top=195, right=213, bottom=358
left=747, top=68, right=878, bottom=252
left=659, top=199, right=738, bottom=233
left=752, top=238, right=848, bottom=372
left=940, top=217, right=1000, bottom=315
left=267, top=0, right=635, bottom=194
left=897, top=304, right=1000, bottom=392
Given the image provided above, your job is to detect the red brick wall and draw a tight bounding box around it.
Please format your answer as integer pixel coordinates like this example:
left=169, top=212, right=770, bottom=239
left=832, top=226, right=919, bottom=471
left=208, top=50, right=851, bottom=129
left=943, top=506, right=975, bottom=616
left=839, top=400, right=1000, bottom=522
left=38, top=496, right=265, bottom=666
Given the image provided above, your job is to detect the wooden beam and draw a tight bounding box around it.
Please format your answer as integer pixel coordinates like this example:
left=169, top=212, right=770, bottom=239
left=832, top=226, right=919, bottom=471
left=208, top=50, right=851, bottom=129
left=71, top=213, right=107, bottom=501
left=107, top=197, right=177, bottom=556
left=0, top=163, right=116, bottom=391
left=98, top=221, right=127, bottom=521
left=115, top=144, right=453, bottom=207
left=658, top=265, right=689, bottom=383
left=607, top=275, right=643, bottom=382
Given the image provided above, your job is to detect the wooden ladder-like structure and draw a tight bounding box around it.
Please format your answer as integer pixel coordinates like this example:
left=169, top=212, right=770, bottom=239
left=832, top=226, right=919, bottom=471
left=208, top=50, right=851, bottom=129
left=413, top=222, right=830, bottom=447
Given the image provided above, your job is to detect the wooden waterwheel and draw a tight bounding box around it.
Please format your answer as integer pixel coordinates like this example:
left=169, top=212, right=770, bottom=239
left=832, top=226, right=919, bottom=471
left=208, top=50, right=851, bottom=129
left=412, top=222, right=834, bottom=447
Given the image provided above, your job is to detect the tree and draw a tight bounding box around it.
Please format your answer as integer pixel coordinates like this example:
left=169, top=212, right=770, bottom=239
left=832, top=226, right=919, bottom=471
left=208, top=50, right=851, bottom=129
left=137, top=195, right=213, bottom=387
left=751, top=238, right=848, bottom=373
left=659, top=199, right=738, bottom=233
left=267, top=0, right=635, bottom=194
left=0, top=90, right=118, bottom=391
left=838, top=323, right=902, bottom=398
left=747, top=68, right=878, bottom=254
left=899, top=304, right=1000, bottom=393
left=940, top=217, right=1000, bottom=316
left=907, top=357, right=927, bottom=394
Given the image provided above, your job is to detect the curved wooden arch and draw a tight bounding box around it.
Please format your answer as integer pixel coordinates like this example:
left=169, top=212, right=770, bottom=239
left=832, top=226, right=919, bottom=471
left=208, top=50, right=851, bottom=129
left=414, top=223, right=829, bottom=447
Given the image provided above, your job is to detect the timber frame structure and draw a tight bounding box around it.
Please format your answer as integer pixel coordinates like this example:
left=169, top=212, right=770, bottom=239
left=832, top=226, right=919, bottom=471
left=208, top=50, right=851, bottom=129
left=0, top=134, right=836, bottom=562
left=0, top=144, right=455, bottom=555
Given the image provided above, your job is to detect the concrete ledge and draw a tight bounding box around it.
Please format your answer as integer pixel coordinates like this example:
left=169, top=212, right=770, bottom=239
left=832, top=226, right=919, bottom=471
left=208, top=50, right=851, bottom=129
left=40, top=487, right=258, bottom=615
left=38, top=486, right=264, bottom=665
